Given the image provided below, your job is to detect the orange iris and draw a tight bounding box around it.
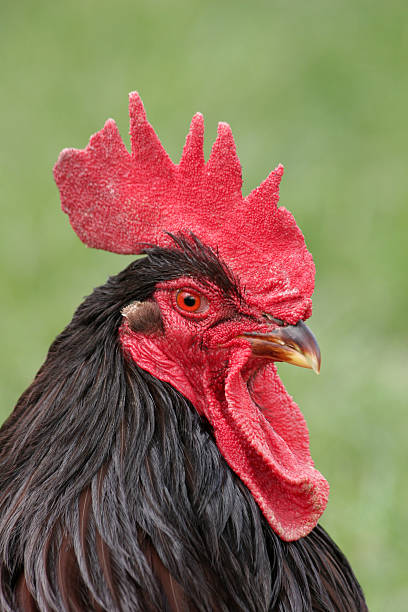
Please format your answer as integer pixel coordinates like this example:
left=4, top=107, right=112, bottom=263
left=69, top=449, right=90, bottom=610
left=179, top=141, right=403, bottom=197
left=176, top=290, right=202, bottom=312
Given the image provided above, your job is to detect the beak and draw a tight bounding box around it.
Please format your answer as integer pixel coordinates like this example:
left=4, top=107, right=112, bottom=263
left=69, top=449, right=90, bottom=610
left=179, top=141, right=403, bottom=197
left=242, top=320, right=321, bottom=374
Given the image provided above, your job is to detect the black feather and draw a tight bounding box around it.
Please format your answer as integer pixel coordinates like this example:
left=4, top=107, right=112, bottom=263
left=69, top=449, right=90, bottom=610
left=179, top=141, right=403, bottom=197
left=0, top=236, right=367, bottom=611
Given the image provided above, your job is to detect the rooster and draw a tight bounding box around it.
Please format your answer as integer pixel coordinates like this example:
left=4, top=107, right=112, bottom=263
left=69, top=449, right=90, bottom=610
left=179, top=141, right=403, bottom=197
left=0, top=93, right=367, bottom=611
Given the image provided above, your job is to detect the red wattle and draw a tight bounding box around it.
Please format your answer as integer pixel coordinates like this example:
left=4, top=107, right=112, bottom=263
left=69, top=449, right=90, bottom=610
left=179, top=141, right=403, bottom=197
left=120, top=323, right=329, bottom=542
left=207, top=347, right=329, bottom=541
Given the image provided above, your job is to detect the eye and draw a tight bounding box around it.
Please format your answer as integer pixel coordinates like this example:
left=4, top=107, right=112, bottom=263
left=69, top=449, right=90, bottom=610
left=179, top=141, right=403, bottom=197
left=175, top=289, right=209, bottom=314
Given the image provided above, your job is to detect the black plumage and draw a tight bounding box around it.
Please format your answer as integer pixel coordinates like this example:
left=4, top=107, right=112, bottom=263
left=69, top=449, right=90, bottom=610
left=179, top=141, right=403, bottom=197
left=0, top=237, right=368, bottom=611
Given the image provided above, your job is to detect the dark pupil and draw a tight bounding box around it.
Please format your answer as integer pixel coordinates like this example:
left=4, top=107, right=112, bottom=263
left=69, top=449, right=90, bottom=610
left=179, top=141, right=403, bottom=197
left=183, top=295, right=197, bottom=308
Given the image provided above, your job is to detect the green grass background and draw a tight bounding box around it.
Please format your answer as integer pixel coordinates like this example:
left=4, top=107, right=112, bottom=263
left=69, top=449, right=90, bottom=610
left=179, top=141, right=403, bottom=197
left=1, top=1, right=407, bottom=609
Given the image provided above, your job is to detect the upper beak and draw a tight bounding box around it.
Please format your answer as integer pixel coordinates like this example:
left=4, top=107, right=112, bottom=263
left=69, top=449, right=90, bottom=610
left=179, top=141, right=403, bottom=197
left=242, top=320, right=321, bottom=374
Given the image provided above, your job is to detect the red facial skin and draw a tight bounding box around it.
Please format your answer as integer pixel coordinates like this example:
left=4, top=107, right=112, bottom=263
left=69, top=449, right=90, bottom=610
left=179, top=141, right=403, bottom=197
left=120, top=276, right=329, bottom=542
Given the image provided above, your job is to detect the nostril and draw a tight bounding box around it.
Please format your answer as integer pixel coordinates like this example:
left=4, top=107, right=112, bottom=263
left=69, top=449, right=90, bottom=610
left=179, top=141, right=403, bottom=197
left=262, top=313, right=285, bottom=326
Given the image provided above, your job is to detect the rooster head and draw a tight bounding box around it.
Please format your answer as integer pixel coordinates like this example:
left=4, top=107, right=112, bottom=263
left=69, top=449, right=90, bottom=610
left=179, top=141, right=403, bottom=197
left=54, top=92, right=329, bottom=541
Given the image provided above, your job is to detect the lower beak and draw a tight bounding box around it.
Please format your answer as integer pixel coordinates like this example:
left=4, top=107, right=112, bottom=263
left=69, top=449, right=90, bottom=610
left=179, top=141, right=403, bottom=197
left=242, top=320, right=321, bottom=374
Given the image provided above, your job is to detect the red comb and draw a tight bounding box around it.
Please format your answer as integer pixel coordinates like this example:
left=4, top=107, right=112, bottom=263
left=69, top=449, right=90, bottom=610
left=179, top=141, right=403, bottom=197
left=54, top=92, right=315, bottom=324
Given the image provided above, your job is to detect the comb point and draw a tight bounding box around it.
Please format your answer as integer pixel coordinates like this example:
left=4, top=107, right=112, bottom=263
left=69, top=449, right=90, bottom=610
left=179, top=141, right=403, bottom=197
left=179, top=112, right=205, bottom=172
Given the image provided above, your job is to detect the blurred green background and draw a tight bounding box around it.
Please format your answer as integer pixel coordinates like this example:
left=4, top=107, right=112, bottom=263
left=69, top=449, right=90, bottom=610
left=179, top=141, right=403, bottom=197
left=1, top=0, right=407, bottom=609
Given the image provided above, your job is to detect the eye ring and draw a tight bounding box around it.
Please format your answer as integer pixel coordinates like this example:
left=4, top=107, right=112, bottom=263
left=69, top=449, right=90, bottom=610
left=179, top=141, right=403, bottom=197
left=175, top=289, right=209, bottom=314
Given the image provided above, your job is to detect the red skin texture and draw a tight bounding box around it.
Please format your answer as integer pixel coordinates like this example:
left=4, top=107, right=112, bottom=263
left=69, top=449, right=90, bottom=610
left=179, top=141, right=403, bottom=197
left=54, top=92, right=314, bottom=324
left=120, top=277, right=329, bottom=541
left=54, top=92, right=329, bottom=539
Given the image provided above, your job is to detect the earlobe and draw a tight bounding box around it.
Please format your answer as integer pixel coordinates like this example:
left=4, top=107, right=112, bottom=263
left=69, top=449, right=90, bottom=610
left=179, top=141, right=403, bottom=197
left=122, top=301, right=164, bottom=335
